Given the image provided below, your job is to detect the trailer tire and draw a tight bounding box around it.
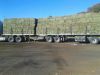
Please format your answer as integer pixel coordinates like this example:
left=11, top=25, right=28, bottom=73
left=15, top=36, right=22, bottom=43
left=45, top=36, right=53, bottom=43
left=88, top=37, right=99, bottom=44
left=54, top=36, right=61, bottom=43
left=8, top=36, right=14, bottom=43
left=60, top=36, right=65, bottom=42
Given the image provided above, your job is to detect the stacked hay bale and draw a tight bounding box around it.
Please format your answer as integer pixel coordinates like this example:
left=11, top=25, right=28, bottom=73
left=69, top=13, right=100, bottom=35
left=3, top=13, right=100, bottom=35
left=3, top=18, right=35, bottom=34
left=86, top=13, right=100, bottom=34
left=37, top=13, right=100, bottom=35
left=37, top=17, right=70, bottom=35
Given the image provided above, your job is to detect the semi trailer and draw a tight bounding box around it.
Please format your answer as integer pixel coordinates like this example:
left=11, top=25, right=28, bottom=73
left=0, top=13, right=100, bottom=44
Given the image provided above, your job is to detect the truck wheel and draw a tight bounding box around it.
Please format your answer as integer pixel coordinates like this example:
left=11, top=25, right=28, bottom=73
left=54, top=36, right=61, bottom=43
left=60, top=36, right=65, bottom=42
left=89, top=37, right=99, bottom=44
left=8, top=36, right=14, bottom=43
left=45, top=36, right=53, bottom=43
left=15, top=36, right=22, bottom=43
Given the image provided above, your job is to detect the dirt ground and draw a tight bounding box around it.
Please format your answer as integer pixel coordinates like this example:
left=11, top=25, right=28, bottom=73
left=0, top=42, right=100, bottom=75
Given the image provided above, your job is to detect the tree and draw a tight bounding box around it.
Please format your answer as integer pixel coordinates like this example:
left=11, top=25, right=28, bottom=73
left=87, top=3, right=100, bottom=13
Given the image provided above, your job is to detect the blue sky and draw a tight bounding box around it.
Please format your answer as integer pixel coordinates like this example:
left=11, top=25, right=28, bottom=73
left=0, top=0, right=100, bottom=20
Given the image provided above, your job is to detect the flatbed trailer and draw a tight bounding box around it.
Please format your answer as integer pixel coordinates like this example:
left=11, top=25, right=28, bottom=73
left=1, top=13, right=100, bottom=44
left=2, top=30, right=100, bottom=44
left=1, top=30, right=100, bottom=44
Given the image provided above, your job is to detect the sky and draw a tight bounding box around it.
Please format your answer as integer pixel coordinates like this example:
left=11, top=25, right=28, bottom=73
left=0, top=0, right=100, bottom=20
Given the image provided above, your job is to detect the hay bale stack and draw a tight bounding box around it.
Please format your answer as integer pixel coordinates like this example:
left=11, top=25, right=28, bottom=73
left=3, top=18, right=35, bottom=34
left=3, top=13, right=100, bottom=35
left=68, top=13, right=100, bottom=34
left=37, top=17, right=69, bottom=35
left=37, top=13, right=100, bottom=35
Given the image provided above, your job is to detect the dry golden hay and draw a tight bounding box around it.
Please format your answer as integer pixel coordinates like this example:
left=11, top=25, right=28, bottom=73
left=3, top=13, right=100, bottom=35
left=3, top=18, right=35, bottom=34
left=37, top=13, right=100, bottom=35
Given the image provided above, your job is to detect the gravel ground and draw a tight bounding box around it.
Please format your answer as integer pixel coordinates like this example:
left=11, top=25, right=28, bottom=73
left=0, top=42, right=100, bottom=75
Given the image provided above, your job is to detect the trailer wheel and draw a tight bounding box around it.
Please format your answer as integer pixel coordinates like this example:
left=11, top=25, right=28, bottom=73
left=54, top=36, right=61, bottom=43
left=15, top=36, right=22, bottom=43
left=60, top=36, right=65, bottom=42
left=45, top=36, right=53, bottom=43
left=8, top=36, right=14, bottom=43
left=88, top=37, right=99, bottom=44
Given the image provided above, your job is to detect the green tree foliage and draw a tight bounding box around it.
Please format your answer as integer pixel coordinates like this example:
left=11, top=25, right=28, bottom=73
left=88, top=3, right=100, bottom=13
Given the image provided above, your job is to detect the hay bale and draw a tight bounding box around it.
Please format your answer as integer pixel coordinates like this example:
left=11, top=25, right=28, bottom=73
left=37, top=13, right=100, bottom=35
left=3, top=18, right=35, bottom=34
